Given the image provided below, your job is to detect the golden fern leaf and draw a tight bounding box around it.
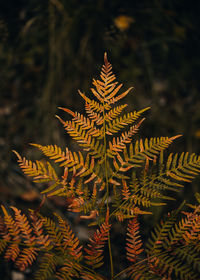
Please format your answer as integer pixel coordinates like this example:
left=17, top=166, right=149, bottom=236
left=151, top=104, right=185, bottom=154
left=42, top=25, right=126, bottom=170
left=79, top=90, right=110, bottom=112
left=41, top=216, right=62, bottom=248
left=122, top=179, right=131, bottom=200
left=31, top=144, right=92, bottom=175
left=15, top=247, right=38, bottom=271
left=31, top=143, right=103, bottom=198
left=84, top=209, right=111, bottom=268
left=29, top=212, right=50, bottom=248
left=166, top=152, right=200, bottom=183
left=4, top=243, right=20, bottom=261
left=105, top=108, right=149, bottom=135
left=54, top=213, right=82, bottom=260
left=85, top=102, right=104, bottom=125
left=59, top=107, right=103, bottom=138
left=126, top=216, right=144, bottom=263
left=1, top=205, right=21, bottom=242
left=91, top=52, right=133, bottom=105
left=13, top=150, right=59, bottom=183
left=30, top=143, right=67, bottom=164
left=56, top=116, right=103, bottom=158
left=11, top=207, right=35, bottom=244
left=108, top=118, right=145, bottom=154
left=105, top=104, right=128, bottom=121
left=130, top=135, right=182, bottom=161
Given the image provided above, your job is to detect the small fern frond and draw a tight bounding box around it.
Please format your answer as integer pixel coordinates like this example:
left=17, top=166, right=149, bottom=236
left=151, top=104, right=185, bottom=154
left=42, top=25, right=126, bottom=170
left=54, top=213, right=82, bottom=260
left=146, top=203, right=184, bottom=255
left=108, top=118, right=145, bottom=154
left=129, top=135, right=181, bottom=162
left=34, top=252, right=57, bottom=280
left=41, top=216, right=62, bottom=248
left=56, top=117, right=103, bottom=158
left=84, top=209, right=111, bottom=268
left=13, top=150, right=59, bottom=184
left=79, top=90, right=110, bottom=112
left=4, top=243, right=20, bottom=261
left=0, top=239, right=8, bottom=255
left=15, top=247, right=38, bottom=271
left=105, top=108, right=149, bottom=135
left=145, top=200, right=200, bottom=279
left=126, top=216, right=144, bottom=263
left=11, top=207, right=35, bottom=244
left=85, top=102, right=104, bottom=124
left=59, top=107, right=103, bottom=138
left=105, top=104, right=128, bottom=121
left=1, top=205, right=21, bottom=242
left=166, top=152, right=200, bottom=183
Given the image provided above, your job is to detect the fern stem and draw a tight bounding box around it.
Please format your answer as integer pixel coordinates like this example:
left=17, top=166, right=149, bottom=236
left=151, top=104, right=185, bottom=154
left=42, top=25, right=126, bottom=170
left=103, top=95, right=114, bottom=279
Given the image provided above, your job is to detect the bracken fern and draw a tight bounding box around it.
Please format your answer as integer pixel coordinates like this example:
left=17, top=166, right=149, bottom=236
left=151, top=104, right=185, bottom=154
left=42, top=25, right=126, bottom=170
left=1, top=54, right=200, bottom=279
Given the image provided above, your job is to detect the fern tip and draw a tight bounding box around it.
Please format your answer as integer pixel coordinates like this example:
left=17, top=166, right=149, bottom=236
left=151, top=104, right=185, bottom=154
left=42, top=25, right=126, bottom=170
left=104, top=52, right=108, bottom=64
left=55, top=115, right=65, bottom=125
left=12, top=150, right=21, bottom=160
left=29, top=143, right=38, bottom=147
left=58, top=107, right=75, bottom=117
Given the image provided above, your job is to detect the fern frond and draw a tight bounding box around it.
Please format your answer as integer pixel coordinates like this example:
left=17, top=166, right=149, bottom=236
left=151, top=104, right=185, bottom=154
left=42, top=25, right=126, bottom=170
left=59, top=107, right=103, bottom=138
left=127, top=262, right=153, bottom=280
left=126, top=217, right=144, bottom=263
left=34, top=252, right=57, bottom=280
left=29, top=212, right=50, bottom=248
left=146, top=203, right=184, bottom=255
left=0, top=239, right=7, bottom=255
left=54, top=213, right=82, bottom=260
left=4, top=243, right=20, bottom=262
left=85, top=102, right=104, bottom=125
left=79, top=90, right=110, bottom=112
left=56, top=260, right=81, bottom=280
left=13, top=150, right=59, bottom=184
left=84, top=209, right=111, bottom=268
left=149, top=252, right=199, bottom=280
left=56, top=117, right=103, bottom=158
left=41, top=216, right=62, bottom=248
left=15, top=247, right=38, bottom=271
left=108, top=118, right=145, bottom=154
left=143, top=153, right=200, bottom=198
left=1, top=205, right=21, bottom=242
left=29, top=144, right=102, bottom=197
left=11, top=207, right=35, bottom=244
left=105, top=104, right=128, bottom=121
left=166, top=152, right=200, bottom=183
left=130, top=135, right=181, bottom=162
left=122, top=179, right=131, bottom=200
left=105, top=108, right=149, bottom=135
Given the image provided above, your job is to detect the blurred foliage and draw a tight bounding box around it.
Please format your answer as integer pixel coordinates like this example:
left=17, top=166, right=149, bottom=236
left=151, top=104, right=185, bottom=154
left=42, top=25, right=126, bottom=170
left=0, top=0, right=200, bottom=278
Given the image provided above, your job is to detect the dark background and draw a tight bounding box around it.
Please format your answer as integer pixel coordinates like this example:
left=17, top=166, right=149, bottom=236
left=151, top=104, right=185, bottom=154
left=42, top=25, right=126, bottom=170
left=0, top=0, right=200, bottom=279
